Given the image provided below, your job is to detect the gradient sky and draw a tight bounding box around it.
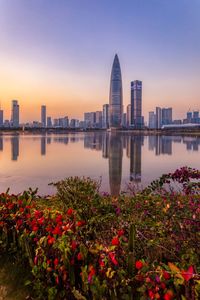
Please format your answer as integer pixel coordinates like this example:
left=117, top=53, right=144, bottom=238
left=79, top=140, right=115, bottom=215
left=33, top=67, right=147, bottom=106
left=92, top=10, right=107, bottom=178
left=0, top=0, right=200, bottom=123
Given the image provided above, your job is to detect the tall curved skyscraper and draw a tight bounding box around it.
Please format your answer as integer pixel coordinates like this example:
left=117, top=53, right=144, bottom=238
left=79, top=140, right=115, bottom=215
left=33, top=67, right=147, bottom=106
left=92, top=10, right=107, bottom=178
left=109, top=54, right=123, bottom=128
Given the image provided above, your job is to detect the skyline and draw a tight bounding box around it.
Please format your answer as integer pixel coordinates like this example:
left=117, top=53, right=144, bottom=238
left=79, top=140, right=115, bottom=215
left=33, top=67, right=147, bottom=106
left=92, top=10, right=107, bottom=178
left=0, top=0, right=200, bottom=122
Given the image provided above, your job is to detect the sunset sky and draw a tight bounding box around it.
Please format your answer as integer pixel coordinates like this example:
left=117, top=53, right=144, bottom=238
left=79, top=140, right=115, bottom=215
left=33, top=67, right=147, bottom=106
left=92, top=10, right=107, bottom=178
left=0, top=0, right=200, bottom=123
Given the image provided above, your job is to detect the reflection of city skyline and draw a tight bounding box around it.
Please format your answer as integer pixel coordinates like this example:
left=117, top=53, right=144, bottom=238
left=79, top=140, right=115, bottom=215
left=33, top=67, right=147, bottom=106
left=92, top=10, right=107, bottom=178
left=84, top=132, right=143, bottom=195
left=1, top=133, right=200, bottom=195
left=11, top=136, right=19, bottom=161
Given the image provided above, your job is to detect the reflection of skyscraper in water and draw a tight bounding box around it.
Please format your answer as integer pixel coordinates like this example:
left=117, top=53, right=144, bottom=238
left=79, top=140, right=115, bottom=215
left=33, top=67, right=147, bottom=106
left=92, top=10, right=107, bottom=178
left=148, top=136, right=156, bottom=151
left=41, top=136, right=46, bottom=155
left=130, top=136, right=143, bottom=182
left=108, top=133, right=123, bottom=196
left=0, top=136, right=3, bottom=151
left=11, top=136, right=19, bottom=161
left=152, top=136, right=172, bottom=155
left=47, top=137, right=51, bottom=144
left=84, top=133, right=102, bottom=151
left=155, top=136, right=161, bottom=156
left=102, top=132, right=109, bottom=158
left=126, top=136, right=131, bottom=158
left=161, top=137, right=172, bottom=155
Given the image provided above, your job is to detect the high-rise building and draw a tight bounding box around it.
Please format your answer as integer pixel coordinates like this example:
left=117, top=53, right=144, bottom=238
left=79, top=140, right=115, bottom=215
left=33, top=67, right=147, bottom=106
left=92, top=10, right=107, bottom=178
left=162, top=108, right=172, bottom=125
left=95, top=111, right=103, bottom=128
left=63, top=116, right=69, bottom=128
left=0, top=110, right=3, bottom=127
left=122, top=113, right=127, bottom=128
left=192, top=111, right=200, bottom=123
left=109, top=54, right=123, bottom=128
left=84, top=112, right=96, bottom=128
left=11, top=100, right=19, bottom=127
left=149, top=111, right=156, bottom=129
left=70, top=119, right=79, bottom=128
left=102, top=104, right=109, bottom=129
left=41, top=105, right=46, bottom=127
left=47, top=117, right=52, bottom=128
left=131, top=80, right=143, bottom=128
left=156, top=107, right=162, bottom=129
left=126, top=104, right=131, bottom=128
left=187, top=111, right=192, bottom=121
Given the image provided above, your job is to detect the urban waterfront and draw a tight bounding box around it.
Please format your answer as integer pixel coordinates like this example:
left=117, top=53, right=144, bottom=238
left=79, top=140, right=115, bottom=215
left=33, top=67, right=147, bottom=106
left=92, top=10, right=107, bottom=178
left=0, top=132, right=200, bottom=195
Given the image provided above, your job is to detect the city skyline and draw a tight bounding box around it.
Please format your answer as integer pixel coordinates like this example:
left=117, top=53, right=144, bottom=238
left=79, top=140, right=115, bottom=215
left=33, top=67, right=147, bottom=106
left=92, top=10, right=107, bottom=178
left=0, top=0, right=200, bottom=122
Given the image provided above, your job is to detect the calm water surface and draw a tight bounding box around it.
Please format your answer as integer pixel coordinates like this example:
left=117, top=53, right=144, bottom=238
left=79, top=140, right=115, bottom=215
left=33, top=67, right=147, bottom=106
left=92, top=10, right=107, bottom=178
left=0, top=132, right=200, bottom=195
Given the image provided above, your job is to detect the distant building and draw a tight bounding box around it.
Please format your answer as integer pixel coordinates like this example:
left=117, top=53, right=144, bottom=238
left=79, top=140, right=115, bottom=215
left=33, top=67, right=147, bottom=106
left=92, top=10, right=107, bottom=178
left=102, top=104, right=109, bottom=129
left=131, top=80, right=143, bottom=128
left=185, top=111, right=200, bottom=124
left=162, top=108, right=172, bottom=125
left=173, top=119, right=182, bottom=125
left=53, top=119, right=59, bottom=127
left=109, top=54, right=123, bottom=128
left=41, top=105, right=46, bottom=127
left=11, top=100, right=19, bottom=127
left=70, top=119, right=79, bottom=128
left=32, top=121, right=41, bottom=128
left=122, top=113, right=127, bottom=128
left=95, top=111, right=103, bottom=128
left=84, top=112, right=96, bottom=128
left=63, top=116, right=69, bottom=128
left=149, top=111, right=156, bottom=129
left=186, top=111, right=192, bottom=122
left=47, top=117, right=52, bottom=127
left=4, top=120, right=10, bottom=127
left=79, top=121, right=85, bottom=129
left=156, top=107, right=162, bottom=129
left=126, top=104, right=131, bottom=128
left=0, top=110, right=3, bottom=127
left=193, top=111, right=200, bottom=123
left=193, top=111, right=199, bottom=119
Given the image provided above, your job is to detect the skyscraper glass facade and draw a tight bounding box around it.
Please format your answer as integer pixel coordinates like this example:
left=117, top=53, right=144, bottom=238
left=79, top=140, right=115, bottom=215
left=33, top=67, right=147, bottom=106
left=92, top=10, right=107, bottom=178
left=130, top=80, right=143, bottom=128
left=109, top=54, right=123, bottom=128
left=41, top=105, right=46, bottom=127
left=11, top=100, right=19, bottom=127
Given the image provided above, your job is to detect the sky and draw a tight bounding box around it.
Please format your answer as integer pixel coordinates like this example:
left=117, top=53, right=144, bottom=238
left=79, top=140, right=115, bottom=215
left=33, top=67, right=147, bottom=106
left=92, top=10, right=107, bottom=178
left=0, top=0, right=200, bottom=123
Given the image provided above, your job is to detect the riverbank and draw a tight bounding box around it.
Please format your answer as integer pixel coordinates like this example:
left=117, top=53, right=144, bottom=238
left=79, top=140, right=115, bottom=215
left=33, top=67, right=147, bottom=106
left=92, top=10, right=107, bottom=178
left=0, top=168, right=200, bottom=299
left=0, top=127, right=200, bottom=137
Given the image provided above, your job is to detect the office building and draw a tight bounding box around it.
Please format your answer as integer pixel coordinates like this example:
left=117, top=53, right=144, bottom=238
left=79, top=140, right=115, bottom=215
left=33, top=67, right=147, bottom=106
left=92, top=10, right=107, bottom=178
left=70, top=119, right=79, bottom=128
left=187, top=111, right=192, bottom=122
left=95, top=111, right=103, bottom=128
left=162, top=108, right=172, bottom=125
left=102, top=104, right=109, bottom=129
left=47, top=117, right=52, bottom=128
left=41, top=105, right=46, bottom=127
left=0, top=110, right=3, bottom=127
left=149, top=111, right=156, bottom=129
left=84, top=112, right=96, bottom=128
left=131, top=80, right=143, bottom=128
left=122, top=113, right=127, bottom=128
left=109, top=54, right=123, bottom=128
left=11, top=100, right=19, bottom=127
left=156, top=107, right=162, bottom=129
left=126, top=104, right=131, bottom=128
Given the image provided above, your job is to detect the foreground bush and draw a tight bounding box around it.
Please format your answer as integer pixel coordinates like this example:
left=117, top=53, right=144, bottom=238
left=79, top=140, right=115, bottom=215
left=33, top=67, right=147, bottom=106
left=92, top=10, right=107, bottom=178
left=0, top=167, right=200, bottom=299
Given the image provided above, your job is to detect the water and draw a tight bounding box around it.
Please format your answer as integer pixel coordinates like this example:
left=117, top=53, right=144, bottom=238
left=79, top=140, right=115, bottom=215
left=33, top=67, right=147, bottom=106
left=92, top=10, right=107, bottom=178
left=0, top=132, right=200, bottom=195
